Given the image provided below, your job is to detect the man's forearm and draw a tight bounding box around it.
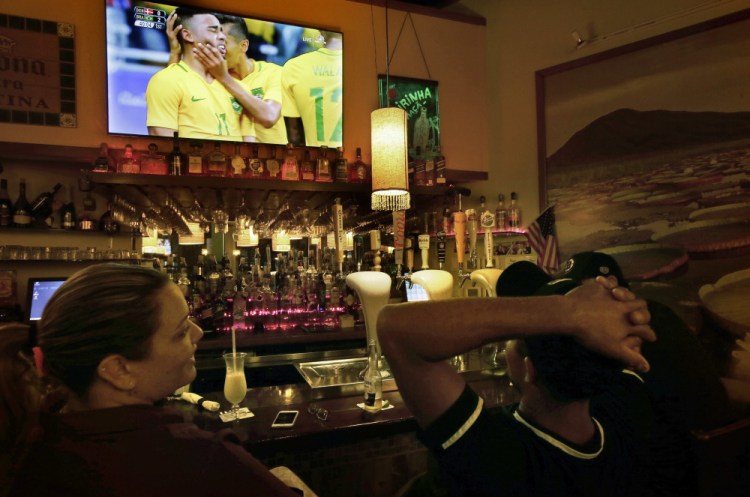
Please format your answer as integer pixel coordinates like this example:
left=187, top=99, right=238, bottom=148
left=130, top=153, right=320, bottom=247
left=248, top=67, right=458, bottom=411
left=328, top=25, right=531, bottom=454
left=218, top=76, right=280, bottom=127
left=378, top=296, right=574, bottom=361
left=378, top=280, right=654, bottom=371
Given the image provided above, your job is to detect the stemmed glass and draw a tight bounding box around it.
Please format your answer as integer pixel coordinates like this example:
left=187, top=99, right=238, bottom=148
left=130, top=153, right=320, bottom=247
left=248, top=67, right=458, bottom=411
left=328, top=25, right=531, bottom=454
left=223, top=352, right=248, bottom=420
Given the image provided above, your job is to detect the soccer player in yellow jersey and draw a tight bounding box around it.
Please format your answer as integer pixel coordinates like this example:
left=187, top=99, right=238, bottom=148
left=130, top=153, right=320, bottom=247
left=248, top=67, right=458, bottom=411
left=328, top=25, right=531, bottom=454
left=146, top=8, right=242, bottom=141
left=281, top=31, right=343, bottom=148
left=169, top=14, right=286, bottom=144
left=215, top=15, right=287, bottom=144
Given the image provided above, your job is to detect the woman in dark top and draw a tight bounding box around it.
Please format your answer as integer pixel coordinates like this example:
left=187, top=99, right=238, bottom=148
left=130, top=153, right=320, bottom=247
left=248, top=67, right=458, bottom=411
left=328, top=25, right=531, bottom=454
left=1, top=263, right=301, bottom=497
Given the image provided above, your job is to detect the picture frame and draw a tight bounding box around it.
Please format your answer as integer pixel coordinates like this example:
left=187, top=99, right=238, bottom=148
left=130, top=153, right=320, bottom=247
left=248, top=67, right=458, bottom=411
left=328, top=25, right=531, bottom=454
left=535, top=9, right=750, bottom=385
left=378, top=75, right=440, bottom=157
left=0, top=13, right=77, bottom=127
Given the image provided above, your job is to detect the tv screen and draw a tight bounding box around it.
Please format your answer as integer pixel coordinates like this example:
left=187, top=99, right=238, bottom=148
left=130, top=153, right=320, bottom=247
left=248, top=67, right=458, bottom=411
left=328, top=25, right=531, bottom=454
left=26, top=278, right=66, bottom=322
left=105, top=2, right=343, bottom=148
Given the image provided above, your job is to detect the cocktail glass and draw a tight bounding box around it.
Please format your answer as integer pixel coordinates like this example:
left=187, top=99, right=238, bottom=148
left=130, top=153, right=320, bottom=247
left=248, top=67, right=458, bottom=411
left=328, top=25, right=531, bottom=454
left=223, top=352, right=248, bottom=420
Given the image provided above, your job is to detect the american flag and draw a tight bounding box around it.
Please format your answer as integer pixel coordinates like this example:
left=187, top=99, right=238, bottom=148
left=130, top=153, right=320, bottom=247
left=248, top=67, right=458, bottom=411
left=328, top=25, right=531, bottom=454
left=525, top=205, right=559, bottom=274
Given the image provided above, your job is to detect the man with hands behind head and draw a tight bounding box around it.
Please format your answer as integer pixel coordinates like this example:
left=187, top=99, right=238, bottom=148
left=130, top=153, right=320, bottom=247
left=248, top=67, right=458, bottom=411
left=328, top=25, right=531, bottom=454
left=379, top=261, right=657, bottom=497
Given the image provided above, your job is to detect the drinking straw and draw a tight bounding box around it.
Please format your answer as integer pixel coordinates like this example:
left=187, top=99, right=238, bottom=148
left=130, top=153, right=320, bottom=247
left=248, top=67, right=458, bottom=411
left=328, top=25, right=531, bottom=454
left=232, top=328, right=237, bottom=370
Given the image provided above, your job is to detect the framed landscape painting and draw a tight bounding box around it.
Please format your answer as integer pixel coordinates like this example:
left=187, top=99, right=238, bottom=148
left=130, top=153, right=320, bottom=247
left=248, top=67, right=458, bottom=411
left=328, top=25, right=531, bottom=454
left=536, top=9, right=750, bottom=398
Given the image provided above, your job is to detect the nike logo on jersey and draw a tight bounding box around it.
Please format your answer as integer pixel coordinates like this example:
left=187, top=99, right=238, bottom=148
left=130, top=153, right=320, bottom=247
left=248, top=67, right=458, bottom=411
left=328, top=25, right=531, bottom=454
left=191, top=96, right=207, bottom=102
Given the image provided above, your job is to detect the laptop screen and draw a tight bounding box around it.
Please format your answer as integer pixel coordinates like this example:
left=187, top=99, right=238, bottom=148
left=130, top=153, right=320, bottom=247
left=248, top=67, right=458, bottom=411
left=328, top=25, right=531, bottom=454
left=405, top=282, right=429, bottom=302
left=27, top=278, right=66, bottom=322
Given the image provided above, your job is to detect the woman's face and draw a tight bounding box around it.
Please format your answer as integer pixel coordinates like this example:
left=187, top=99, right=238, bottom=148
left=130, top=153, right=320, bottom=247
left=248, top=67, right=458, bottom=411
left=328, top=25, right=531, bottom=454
left=128, top=283, right=203, bottom=402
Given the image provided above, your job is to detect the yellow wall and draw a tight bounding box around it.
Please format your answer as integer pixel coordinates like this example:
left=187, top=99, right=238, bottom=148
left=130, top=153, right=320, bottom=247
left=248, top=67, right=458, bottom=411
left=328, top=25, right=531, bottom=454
left=0, top=0, right=488, bottom=171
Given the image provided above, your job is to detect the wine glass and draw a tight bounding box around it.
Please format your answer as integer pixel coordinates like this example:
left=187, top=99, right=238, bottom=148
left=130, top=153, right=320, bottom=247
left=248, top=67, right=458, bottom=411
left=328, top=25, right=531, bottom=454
left=223, top=352, right=248, bottom=420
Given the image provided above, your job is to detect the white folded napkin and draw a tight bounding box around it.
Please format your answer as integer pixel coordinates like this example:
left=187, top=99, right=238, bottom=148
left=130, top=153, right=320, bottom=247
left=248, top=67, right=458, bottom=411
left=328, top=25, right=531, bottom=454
left=356, top=400, right=394, bottom=412
left=180, top=392, right=220, bottom=412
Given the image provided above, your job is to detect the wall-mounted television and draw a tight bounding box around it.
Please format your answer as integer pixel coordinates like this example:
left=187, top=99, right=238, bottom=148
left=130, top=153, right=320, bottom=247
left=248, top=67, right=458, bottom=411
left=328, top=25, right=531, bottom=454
left=105, top=2, right=343, bottom=148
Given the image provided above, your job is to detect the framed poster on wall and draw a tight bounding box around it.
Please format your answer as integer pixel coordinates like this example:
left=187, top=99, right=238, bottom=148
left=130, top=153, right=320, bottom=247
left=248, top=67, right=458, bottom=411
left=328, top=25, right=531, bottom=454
left=535, top=8, right=750, bottom=398
left=378, top=75, right=440, bottom=157
left=0, top=13, right=76, bottom=127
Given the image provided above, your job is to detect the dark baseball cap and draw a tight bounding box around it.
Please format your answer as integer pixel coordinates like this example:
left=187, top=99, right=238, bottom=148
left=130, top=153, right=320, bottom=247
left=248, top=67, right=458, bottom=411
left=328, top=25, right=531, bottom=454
left=494, top=259, right=623, bottom=402
left=554, top=252, right=628, bottom=288
left=496, top=260, right=581, bottom=298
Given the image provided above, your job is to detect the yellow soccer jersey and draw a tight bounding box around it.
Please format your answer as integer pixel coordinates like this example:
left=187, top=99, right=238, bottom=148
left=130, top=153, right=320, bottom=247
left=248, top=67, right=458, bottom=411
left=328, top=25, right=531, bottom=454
left=239, top=61, right=288, bottom=145
left=146, top=61, right=242, bottom=141
left=281, top=48, right=343, bottom=148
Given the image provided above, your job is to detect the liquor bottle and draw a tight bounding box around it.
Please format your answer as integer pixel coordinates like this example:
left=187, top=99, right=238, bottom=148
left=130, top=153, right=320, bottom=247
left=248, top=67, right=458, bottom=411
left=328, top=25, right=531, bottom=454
left=177, top=260, right=192, bottom=298
left=204, top=142, right=229, bottom=177
left=299, top=149, right=315, bottom=181
left=424, top=153, right=435, bottom=186
left=99, top=202, right=121, bottom=234
left=60, top=184, right=76, bottom=230
left=362, top=338, right=383, bottom=413
left=315, top=145, right=332, bottom=182
left=334, top=146, right=348, bottom=182
left=434, top=145, right=446, bottom=184
left=348, top=147, right=369, bottom=183
left=230, top=143, right=246, bottom=177
left=495, top=194, right=507, bottom=231
left=187, top=141, right=204, bottom=175
left=413, top=146, right=426, bottom=187
left=0, top=179, right=12, bottom=227
left=92, top=142, right=115, bottom=173
left=117, top=144, right=141, bottom=174
left=508, top=192, right=521, bottom=230
left=266, top=146, right=281, bottom=180
left=168, top=131, right=187, bottom=176
left=281, top=143, right=300, bottom=181
left=141, top=143, right=167, bottom=175
left=30, top=182, right=62, bottom=225
left=247, top=145, right=264, bottom=178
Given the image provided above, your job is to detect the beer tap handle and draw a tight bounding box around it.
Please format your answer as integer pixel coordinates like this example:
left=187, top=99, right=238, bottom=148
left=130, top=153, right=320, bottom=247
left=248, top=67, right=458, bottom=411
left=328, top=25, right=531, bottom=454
left=393, top=210, right=405, bottom=275
left=419, top=212, right=430, bottom=270
left=332, top=198, right=345, bottom=276
left=454, top=205, right=469, bottom=287
left=436, top=231, right=447, bottom=269
left=370, top=229, right=381, bottom=272
left=466, top=208, right=477, bottom=269
left=405, top=237, right=414, bottom=275
left=480, top=196, right=495, bottom=268
left=418, top=234, right=430, bottom=270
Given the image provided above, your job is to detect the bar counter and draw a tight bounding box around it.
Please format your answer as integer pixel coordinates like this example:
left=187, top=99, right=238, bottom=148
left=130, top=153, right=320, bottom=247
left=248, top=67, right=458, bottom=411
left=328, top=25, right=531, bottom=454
left=167, top=367, right=517, bottom=497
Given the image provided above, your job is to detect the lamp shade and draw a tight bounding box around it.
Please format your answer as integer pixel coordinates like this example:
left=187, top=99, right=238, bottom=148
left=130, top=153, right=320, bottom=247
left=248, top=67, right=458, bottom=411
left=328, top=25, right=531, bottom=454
left=371, top=107, right=410, bottom=211
left=236, top=226, right=259, bottom=247
left=272, top=231, right=291, bottom=252
left=179, top=222, right=205, bottom=245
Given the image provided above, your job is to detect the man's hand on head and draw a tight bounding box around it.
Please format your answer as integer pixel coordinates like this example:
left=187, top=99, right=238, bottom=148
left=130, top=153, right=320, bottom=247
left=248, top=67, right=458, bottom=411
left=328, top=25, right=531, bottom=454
left=567, top=278, right=656, bottom=373
left=193, top=43, right=229, bottom=81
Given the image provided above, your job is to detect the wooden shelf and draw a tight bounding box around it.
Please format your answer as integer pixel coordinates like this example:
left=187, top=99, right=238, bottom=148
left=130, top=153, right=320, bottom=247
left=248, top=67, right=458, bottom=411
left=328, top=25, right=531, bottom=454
left=0, top=141, right=486, bottom=219
left=0, top=226, right=134, bottom=236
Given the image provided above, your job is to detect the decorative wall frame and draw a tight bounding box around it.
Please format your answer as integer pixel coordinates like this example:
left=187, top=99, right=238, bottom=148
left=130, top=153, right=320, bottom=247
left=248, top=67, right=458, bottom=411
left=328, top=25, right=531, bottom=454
left=378, top=75, right=440, bottom=157
left=535, top=9, right=750, bottom=385
left=0, top=13, right=76, bottom=127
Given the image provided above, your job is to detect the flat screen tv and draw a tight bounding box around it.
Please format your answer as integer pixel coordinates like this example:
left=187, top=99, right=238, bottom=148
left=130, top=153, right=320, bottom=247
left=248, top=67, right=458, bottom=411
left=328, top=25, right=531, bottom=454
left=105, top=2, right=343, bottom=148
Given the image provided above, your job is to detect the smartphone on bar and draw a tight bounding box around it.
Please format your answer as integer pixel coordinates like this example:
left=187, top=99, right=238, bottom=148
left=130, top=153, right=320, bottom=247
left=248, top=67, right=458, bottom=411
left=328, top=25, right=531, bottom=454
left=271, top=410, right=299, bottom=428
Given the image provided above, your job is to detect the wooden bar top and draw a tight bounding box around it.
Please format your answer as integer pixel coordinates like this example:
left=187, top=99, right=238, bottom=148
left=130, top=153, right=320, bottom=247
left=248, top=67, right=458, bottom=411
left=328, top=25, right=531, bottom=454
left=167, top=370, right=517, bottom=455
